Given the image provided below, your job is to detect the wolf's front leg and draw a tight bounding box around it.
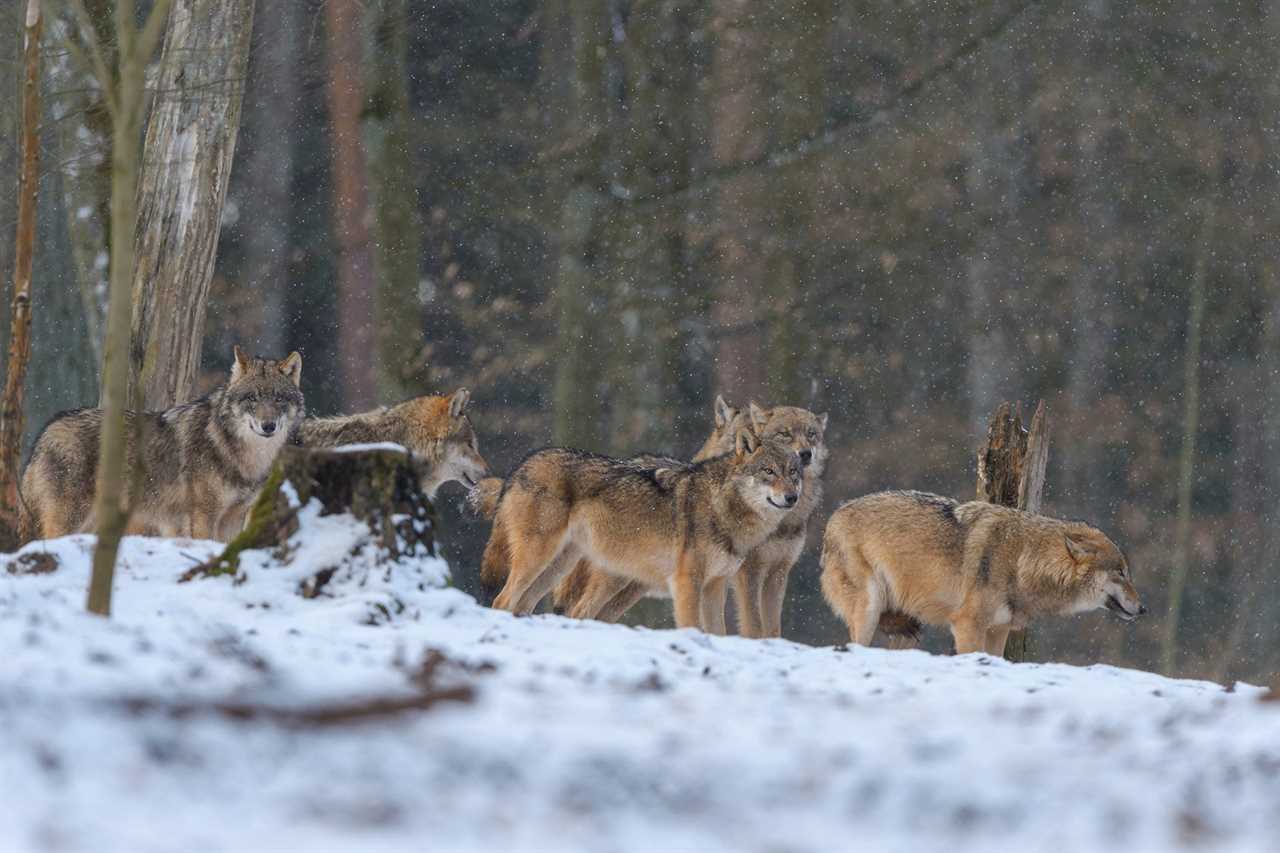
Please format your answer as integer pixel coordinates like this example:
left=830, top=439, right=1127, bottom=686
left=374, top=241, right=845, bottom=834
left=701, top=576, right=728, bottom=635
left=671, top=551, right=705, bottom=630
left=732, top=554, right=766, bottom=638
left=984, top=625, right=1012, bottom=656
left=949, top=616, right=989, bottom=655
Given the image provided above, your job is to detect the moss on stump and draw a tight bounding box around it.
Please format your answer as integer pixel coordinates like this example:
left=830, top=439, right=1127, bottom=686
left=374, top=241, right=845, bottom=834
left=181, top=445, right=436, bottom=582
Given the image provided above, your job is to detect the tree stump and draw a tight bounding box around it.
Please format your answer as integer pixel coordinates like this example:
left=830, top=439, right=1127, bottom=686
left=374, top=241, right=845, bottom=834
left=977, top=400, right=1050, bottom=662
left=182, top=445, right=435, bottom=581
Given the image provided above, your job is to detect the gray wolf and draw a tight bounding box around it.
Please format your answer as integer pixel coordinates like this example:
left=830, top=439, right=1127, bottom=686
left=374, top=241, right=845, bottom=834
left=20, top=347, right=303, bottom=542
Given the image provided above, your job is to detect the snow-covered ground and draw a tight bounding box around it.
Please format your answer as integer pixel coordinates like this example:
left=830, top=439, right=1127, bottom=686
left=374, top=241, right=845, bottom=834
left=3, top=512, right=1279, bottom=853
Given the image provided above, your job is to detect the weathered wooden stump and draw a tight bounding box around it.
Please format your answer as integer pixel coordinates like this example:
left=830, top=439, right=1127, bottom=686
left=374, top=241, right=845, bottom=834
left=182, top=445, right=435, bottom=581
left=977, top=400, right=1050, bottom=663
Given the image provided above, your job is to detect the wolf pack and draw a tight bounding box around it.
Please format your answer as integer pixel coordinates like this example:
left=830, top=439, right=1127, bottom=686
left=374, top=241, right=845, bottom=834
left=17, top=346, right=1148, bottom=655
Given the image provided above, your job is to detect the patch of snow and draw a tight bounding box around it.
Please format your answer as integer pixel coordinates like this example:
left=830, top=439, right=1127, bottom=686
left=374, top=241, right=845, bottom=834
left=330, top=442, right=409, bottom=454
left=2, top=520, right=1279, bottom=853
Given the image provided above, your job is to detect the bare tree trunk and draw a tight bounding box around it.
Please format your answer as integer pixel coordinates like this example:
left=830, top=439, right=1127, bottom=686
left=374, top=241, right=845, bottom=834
left=83, top=0, right=175, bottom=616
left=128, top=0, right=256, bottom=410
left=976, top=400, right=1050, bottom=662
left=325, top=0, right=378, bottom=411
left=364, top=0, right=424, bottom=401
left=1160, top=203, right=1215, bottom=674
left=708, top=0, right=769, bottom=402
left=550, top=0, right=609, bottom=449
left=238, top=0, right=299, bottom=356
left=0, top=0, right=42, bottom=550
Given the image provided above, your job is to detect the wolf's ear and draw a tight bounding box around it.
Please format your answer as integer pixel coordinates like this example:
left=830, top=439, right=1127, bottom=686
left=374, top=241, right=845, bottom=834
left=449, top=388, right=471, bottom=418
left=714, top=394, right=736, bottom=429
left=1064, top=533, right=1094, bottom=564
left=748, top=401, right=769, bottom=432
left=734, top=427, right=760, bottom=458
left=279, top=351, right=303, bottom=386
left=817, top=412, right=829, bottom=431
left=231, top=345, right=252, bottom=381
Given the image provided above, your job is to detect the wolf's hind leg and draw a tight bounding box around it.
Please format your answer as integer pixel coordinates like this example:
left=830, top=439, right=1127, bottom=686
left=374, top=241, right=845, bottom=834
left=568, top=570, right=632, bottom=620
left=513, top=544, right=581, bottom=614
left=819, top=545, right=881, bottom=645
left=595, top=580, right=649, bottom=623
left=492, top=524, right=567, bottom=614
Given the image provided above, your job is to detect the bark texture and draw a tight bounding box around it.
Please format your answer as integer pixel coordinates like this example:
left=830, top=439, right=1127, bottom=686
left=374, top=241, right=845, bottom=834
left=325, top=0, right=378, bottom=411
left=976, top=400, right=1049, bottom=662
left=128, top=0, right=255, bottom=410
left=0, top=0, right=42, bottom=550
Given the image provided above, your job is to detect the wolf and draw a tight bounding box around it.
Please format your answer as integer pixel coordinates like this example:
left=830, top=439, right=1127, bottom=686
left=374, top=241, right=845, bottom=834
left=294, top=388, right=490, bottom=498
left=819, top=490, right=1146, bottom=655
left=484, top=430, right=803, bottom=632
left=544, top=397, right=828, bottom=638
left=19, top=347, right=303, bottom=543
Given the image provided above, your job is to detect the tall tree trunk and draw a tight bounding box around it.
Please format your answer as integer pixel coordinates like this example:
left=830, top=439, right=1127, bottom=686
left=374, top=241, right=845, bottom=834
left=963, top=39, right=1034, bottom=434
left=1160, top=203, right=1215, bottom=674
left=238, top=0, right=299, bottom=357
left=708, top=0, right=769, bottom=402
left=52, top=0, right=114, bottom=368
left=763, top=0, right=829, bottom=404
left=550, top=0, right=609, bottom=449
left=85, top=0, right=175, bottom=616
left=0, top=0, right=21, bottom=363
left=0, top=0, right=42, bottom=549
left=364, top=0, right=424, bottom=401
left=127, top=0, right=256, bottom=410
left=325, top=0, right=378, bottom=411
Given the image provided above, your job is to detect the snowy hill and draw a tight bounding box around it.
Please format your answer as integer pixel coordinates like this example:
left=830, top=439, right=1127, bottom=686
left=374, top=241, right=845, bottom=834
left=2, top=522, right=1278, bottom=853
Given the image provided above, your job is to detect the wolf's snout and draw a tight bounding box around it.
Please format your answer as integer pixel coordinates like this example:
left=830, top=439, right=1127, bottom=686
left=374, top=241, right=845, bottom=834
left=783, top=492, right=798, bottom=507
left=260, top=421, right=277, bottom=435
left=1138, top=604, right=1148, bottom=616
left=799, top=449, right=813, bottom=466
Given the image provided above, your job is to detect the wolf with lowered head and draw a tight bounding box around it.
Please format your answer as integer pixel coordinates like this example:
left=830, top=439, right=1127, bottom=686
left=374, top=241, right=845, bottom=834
left=486, top=429, right=804, bottom=632
left=294, top=388, right=490, bottom=498
left=820, top=490, right=1146, bottom=655
left=20, top=347, right=303, bottom=542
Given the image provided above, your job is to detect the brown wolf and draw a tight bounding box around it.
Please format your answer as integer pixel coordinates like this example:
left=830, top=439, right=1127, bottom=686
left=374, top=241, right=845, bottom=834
left=471, top=395, right=747, bottom=607
left=546, top=397, right=828, bottom=638
left=19, top=347, right=303, bottom=543
left=294, top=388, right=489, bottom=498
left=484, top=431, right=803, bottom=632
left=819, top=490, right=1146, bottom=655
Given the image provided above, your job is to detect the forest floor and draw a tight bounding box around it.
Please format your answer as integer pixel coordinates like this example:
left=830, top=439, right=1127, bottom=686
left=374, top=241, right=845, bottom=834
left=3, top=515, right=1279, bottom=853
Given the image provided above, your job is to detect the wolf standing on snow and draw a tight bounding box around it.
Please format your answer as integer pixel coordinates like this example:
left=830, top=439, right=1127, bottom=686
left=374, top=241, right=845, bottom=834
left=485, top=430, right=804, bottom=632
left=19, top=347, right=303, bottom=543
left=293, top=388, right=490, bottom=498
left=820, top=491, right=1146, bottom=655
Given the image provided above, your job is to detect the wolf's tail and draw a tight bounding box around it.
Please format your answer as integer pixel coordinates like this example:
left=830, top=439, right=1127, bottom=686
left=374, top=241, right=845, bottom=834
left=466, top=477, right=504, bottom=521
left=478, top=515, right=510, bottom=605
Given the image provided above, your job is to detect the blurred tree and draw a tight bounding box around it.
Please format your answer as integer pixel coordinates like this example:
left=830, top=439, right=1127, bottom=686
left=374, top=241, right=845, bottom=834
left=325, top=0, right=378, bottom=410
left=0, top=0, right=42, bottom=549
left=365, top=0, right=426, bottom=401
left=549, top=0, right=609, bottom=448
left=237, top=0, right=300, bottom=358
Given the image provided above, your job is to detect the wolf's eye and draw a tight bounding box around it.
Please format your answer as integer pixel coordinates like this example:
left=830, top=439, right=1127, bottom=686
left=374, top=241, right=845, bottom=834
left=762, top=467, right=776, bottom=477
left=776, top=430, right=792, bottom=439
left=807, top=429, right=818, bottom=440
